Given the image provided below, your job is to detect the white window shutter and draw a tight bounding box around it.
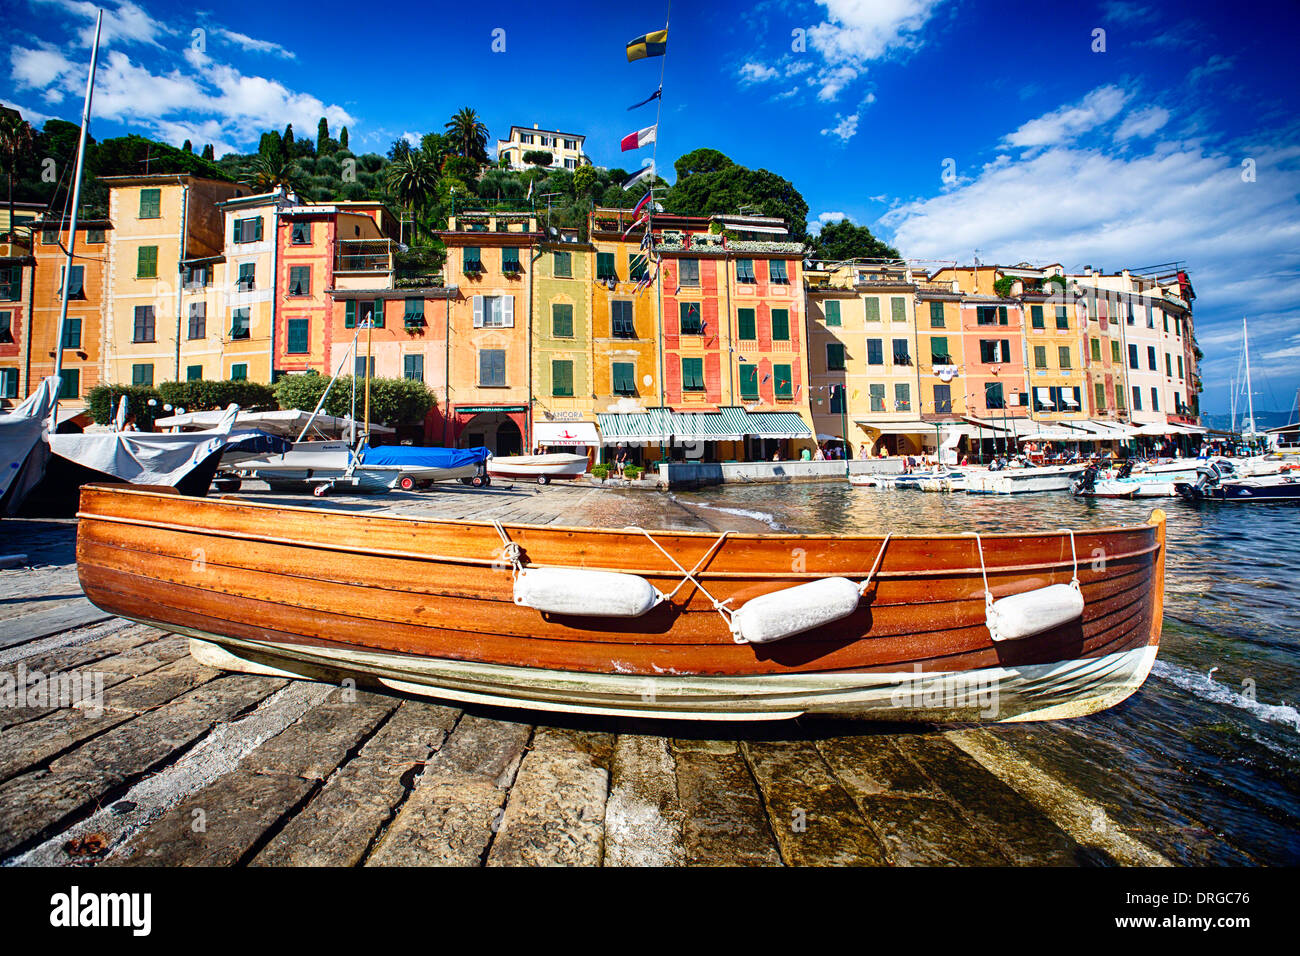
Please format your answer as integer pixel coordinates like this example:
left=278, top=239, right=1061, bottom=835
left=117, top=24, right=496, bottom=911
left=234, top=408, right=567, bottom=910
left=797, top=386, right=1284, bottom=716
left=473, top=296, right=484, bottom=328
left=503, top=296, right=514, bottom=328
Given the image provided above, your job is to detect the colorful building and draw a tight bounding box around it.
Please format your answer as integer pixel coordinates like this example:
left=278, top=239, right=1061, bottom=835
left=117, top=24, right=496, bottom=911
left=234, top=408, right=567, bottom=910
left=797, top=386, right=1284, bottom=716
left=0, top=231, right=34, bottom=406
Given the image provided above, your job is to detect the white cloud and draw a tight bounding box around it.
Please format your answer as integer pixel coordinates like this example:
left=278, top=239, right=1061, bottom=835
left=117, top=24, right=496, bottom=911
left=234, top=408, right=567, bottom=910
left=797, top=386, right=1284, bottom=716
left=820, top=112, right=860, bottom=143
left=1115, top=105, right=1170, bottom=141
left=401, top=131, right=421, bottom=147
left=9, top=45, right=79, bottom=91
left=32, top=0, right=176, bottom=50
left=1004, top=85, right=1131, bottom=149
left=739, top=61, right=778, bottom=84
left=818, top=211, right=847, bottom=223
left=213, top=28, right=297, bottom=60
left=806, top=0, right=945, bottom=100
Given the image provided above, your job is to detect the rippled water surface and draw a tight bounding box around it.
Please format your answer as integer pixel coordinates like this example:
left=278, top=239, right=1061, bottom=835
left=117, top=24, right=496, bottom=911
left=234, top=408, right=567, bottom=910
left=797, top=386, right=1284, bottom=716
left=667, top=482, right=1300, bottom=863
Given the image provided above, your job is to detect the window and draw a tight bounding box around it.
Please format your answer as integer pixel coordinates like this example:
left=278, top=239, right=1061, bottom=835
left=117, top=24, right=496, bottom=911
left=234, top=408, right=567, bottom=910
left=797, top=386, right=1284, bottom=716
left=133, top=306, right=155, bottom=342
left=931, top=336, right=951, bottom=364
left=354, top=356, right=375, bottom=377
left=42, top=228, right=57, bottom=245
left=287, top=318, right=309, bottom=354
left=736, top=259, right=756, bottom=284
left=346, top=300, right=383, bottom=328
left=679, top=302, right=702, bottom=335
left=61, top=317, right=82, bottom=350
left=237, top=262, right=255, bottom=291
left=137, top=246, right=158, bottom=279
left=230, top=363, right=248, bottom=381
left=1147, top=346, right=1157, bottom=371
left=929, top=301, right=944, bottom=328
left=824, top=300, right=841, bottom=326
left=370, top=301, right=385, bottom=328
left=1116, top=386, right=1126, bottom=411
left=404, top=354, right=424, bottom=382
left=57, top=368, right=79, bottom=399
left=894, top=383, right=911, bottom=412
left=0, top=367, right=16, bottom=398
left=1090, top=339, right=1102, bottom=362
left=59, top=265, right=85, bottom=299
left=890, top=297, right=905, bottom=323
left=502, top=247, right=521, bottom=272
left=737, top=308, right=756, bottom=340
left=1058, top=346, right=1072, bottom=369
left=774, top=364, right=793, bottom=399
left=473, top=295, right=514, bottom=328
left=769, top=260, right=788, bottom=284
left=827, top=343, right=846, bottom=370
left=1033, top=345, right=1047, bottom=369
left=596, top=252, right=617, bottom=281
left=291, top=221, right=312, bottom=244
left=230, top=308, right=250, bottom=340
left=985, top=381, right=1005, bottom=409
left=463, top=247, right=482, bottom=273
left=613, top=362, right=637, bottom=396
left=869, top=383, right=885, bottom=412
left=612, top=301, right=635, bottom=338
left=186, top=365, right=202, bottom=382
left=977, top=306, right=1007, bottom=325
left=830, top=386, right=845, bottom=414
left=1031, top=305, right=1045, bottom=329
left=1146, top=306, right=1154, bottom=329
left=934, top=383, right=952, bottom=413
left=1178, top=355, right=1184, bottom=379
left=1128, top=343, right=1139, bottom=369
left=892, top=339, right=910, bottom=366
left=232, top=217, right=263, bottom=243
left=288, top=266, right=310, bottom=296
left=679, top=259, right=699, bottom=287
left=138, top=188, right=161, bottom=219
left=864, top=299, right=881, bottom=322
left=682, top=357, right=705, bottom=391
left=404, top=298, right=425, bottom=328
left=1131, top=386, right=1142, bottom=411
left=771, top=309, right=790, bottom=341
left=1055, top=306, right=1069, bottom=330
left=0, top=311, right=12, bottom=343
left=132, top=363, right=154, bottom=386
left=1126, top=305, right=1135, bottom=325
left=1095, top=382, right=1106, bottom=411
left=183, top=265, right=209, bottom=289
left=479, top=349, right=506, bottom=386
left=184, top=302, right=206, bottom=340
left=0, top=267, right=19, bottom=301
left=867, top=339, right=883, bottom=365
left=629, top=254, right=648, bottom=281
left=979, top=339, right=1009, bottom=364
left=739, top=364, right=759, bottom=400
left=552, top=303, right=574, bottom=338
left=1111, top=340, right=1121, bottom=363
left=552, top=360, right=574, bottom=397
left=553, top=251, right=572, bottom=278
left=1150, top=388, right=1159, bottom=412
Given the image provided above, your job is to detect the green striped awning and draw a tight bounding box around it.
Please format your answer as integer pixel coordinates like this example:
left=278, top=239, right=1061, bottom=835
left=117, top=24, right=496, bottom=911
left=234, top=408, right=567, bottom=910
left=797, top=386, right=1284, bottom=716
left=745, top=411, right=813, bottom=439
left=598, top=409, right=675, bottom=444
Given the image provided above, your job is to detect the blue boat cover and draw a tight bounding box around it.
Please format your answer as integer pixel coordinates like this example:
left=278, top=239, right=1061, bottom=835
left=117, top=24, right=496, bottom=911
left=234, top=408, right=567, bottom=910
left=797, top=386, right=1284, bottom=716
left=225, top=430, right=294, bottom=456
left=358, top=444, right=490, bottom=468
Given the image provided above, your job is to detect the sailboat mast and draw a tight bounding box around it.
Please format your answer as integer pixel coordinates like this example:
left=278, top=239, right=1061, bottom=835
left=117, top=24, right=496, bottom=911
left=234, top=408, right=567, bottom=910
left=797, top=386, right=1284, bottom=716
left=1243, top=316, right=1256, bottom=437
left=50, top=9, right=103, bottom=426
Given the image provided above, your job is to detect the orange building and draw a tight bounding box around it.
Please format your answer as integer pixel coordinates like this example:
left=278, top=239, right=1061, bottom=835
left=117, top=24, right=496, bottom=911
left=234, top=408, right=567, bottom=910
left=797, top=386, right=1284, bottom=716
left=0, top=232, right=34, bottom=406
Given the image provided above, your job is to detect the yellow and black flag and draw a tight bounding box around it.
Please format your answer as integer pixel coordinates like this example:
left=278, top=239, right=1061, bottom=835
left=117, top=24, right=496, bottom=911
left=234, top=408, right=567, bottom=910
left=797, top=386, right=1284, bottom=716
left=626, top=29, right=667, bottom=62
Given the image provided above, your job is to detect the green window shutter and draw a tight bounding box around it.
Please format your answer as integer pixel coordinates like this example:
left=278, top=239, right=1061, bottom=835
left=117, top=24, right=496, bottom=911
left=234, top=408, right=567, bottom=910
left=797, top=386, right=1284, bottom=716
left=737, top=308, right=756, bottom=339
left=1095, top=382, right=1106, bottom=410
left=612, top=362, right=636, bottom=395
left=1055, top=306, right=1068, bottom=329
left=998, top=306, right=1008, bottom=325
left=186, top=365, right=203, bottom=382
left=680, top=302, right=702, bottom=334
left=597, top=252, right=616, bottom=279
left=233, top=219, right=243, bottom=243
left=345, top=301, right=356, bottom=328
left=827, top=343, right=845, bottom=370
left=682, top=357, right=704, bottom=391
left=629, top=254, right=647, bottom=280
left=1059, top=346, right=1071, bottom=369
left=771, top=309, right=790, bottom=341
left=737, top=259, right=755, bottom=282
left=895, top=383, right=910, bottom=411
left=372, top=300, right=384, bottom=328
left=58, top=369, right=79, bottom=398
left=1031, top=305, right=1044, bottom=329
left=1090, top=339, right=1101, bottom=361
left=774, top=364, right=793, bottom=399
left=929, top=301, right=944, bottom=327
left=552, top=303, right=574, bottom=337
left=287, top=318, right=309, bottom=353
left=61, top=317, right=82, bottom=349
left=137, top=246, right=157, bottom=278
left=552, top=360, right=574, bottom=397
left=824, top=300, right=841, bottom=326
left=1034, top=345, right=1046, bottom=368
left=553, top=251, right=571, bottom=277
left=864, top=298, right=880, bottom=322
left=231, top=363, right=248, bottom=381
left=1112, top=340, right=1121, bottom=363
left=132, top=363, right=153, bottom=386
left=890, top=297, right=905, bottom=322
left=740, top=364, right=759, bottom=399
left=931, top=336, right=949, bottom=363
left=139, top=188, right=160, bottom=219
left=404, top=354, right=425, bottom=382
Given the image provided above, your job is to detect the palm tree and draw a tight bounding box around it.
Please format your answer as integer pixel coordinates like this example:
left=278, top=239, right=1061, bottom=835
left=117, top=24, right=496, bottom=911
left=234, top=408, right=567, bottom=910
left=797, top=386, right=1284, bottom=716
left=385, top=150, right=438, bottom=242
left=0, top=110, right=35, bottom=239
left=246, top=153, right=298, bottom=194
left=444, top=108, right=489, bottom=164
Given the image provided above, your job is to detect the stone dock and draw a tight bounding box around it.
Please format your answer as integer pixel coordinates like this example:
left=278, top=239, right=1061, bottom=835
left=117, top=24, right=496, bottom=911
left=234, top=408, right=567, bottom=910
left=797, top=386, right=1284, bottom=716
left=0, top=482, right=1199, bottom=866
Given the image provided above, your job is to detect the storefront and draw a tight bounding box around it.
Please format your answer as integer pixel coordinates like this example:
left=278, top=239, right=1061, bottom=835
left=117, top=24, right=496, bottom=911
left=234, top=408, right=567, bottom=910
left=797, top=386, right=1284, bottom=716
left=533, top=420, right=600, bottom=464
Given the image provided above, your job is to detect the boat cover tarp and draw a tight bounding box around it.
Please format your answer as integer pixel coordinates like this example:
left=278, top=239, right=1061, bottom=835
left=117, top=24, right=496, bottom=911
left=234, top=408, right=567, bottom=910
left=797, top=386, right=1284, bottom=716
left=0, top=376, right=58, bottom=506
left=49, top=405, right=238, bottom=485
left=358, top=444, right=490, bottom=468
left=224, top=430, right=294, bottom=457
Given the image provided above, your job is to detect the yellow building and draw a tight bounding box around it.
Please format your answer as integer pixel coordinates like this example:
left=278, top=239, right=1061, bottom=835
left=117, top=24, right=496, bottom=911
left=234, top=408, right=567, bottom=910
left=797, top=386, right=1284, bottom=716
left=102, top=175, right=246, bottom=388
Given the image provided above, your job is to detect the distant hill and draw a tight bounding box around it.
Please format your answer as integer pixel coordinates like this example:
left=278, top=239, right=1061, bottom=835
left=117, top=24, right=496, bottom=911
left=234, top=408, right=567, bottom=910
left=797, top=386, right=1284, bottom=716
left=1201, top=410, right=1296, bottom=431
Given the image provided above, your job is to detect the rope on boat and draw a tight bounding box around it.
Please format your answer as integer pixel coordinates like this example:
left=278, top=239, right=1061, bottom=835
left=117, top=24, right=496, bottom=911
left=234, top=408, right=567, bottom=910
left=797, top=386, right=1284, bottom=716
left=628, top=526, right=737, bottom=627
left=856, top=534, right=892, bottom=596
left=492, top=521, right=524, bottom=580
left=965, top=528, right=1084, bottom=643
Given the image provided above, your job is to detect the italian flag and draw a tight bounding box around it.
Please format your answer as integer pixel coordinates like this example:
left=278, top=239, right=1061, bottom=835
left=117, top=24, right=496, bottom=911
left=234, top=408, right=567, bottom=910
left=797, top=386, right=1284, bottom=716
left=620, top=125, right=657, bottom=151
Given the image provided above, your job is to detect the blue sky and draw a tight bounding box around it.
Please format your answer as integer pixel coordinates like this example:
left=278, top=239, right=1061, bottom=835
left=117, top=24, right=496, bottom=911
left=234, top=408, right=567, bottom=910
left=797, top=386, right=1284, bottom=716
left=4, top=0, right=1299, bottom=415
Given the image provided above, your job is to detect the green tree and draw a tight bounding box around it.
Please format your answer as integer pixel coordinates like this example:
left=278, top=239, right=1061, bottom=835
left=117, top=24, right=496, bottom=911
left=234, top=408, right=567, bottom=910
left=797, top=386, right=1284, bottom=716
left=274, top=374, right=435, bottom=427
left=522, top=150, right=553, bottom=167
left=674, top=147, right=734, bottom=180
left=445, top=107, right=489, bottom=163
left=317, top=116, right=330, bottom=153
left=665, top=159, right=809, bottom=242
left=572, top=164, right=597, bottom=198
left=812, top=218, right=899, bottom=261
left=385, top=149, right=439, bottom=241
left=182, top=139, right=192, bottom=153
left=201, top=143, right=214, bottom=160
left=339, top=126, right=349, bottom=151
left=283, top=124, right=294, bottom=150
left=248, top=152, right=298, bottom=193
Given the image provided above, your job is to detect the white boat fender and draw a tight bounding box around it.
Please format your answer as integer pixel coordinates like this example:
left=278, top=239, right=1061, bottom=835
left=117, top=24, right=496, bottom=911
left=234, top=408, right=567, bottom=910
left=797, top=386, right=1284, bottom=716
left=966, top=529, right=1084, bottom=642
left=729, top=576, right=861, bottom=644
left=513, top=567, right=665, bottom=618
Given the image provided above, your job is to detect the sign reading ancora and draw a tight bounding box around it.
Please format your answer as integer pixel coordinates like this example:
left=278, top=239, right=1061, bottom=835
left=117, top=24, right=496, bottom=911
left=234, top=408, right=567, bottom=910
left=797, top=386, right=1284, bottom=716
left=49, top=887, right=151, bottom=937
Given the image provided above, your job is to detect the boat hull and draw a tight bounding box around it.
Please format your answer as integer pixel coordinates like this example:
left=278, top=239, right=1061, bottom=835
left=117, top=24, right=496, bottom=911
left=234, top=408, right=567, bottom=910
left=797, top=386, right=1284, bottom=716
left=74, top=485, right=1166, bottom=722
left=965, top=465, right=1086, bottom=494
left=486, top=454, right=589, bottom=481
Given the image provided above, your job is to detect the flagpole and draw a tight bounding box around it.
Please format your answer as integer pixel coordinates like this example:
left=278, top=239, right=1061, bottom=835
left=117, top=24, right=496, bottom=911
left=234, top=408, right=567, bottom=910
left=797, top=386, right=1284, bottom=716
left=646, top=1, right=671, bottom=263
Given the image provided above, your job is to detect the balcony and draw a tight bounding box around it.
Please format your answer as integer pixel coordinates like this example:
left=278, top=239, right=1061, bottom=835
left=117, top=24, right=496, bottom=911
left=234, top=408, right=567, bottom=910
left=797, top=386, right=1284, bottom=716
left=334, top=239, right=395, bottom=274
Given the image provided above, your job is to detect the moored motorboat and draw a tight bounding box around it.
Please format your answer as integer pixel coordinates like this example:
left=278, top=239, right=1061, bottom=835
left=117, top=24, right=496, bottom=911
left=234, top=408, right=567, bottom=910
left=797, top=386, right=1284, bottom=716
left=76, top=485, right=1167, bottom=722
left=966, top=463, right=1087, bottom=495
left=1177, top=465, right=1300, bottom=503
left=486, top=453, right=589, bottom=485
left=233, top=441, right=490, bottom=493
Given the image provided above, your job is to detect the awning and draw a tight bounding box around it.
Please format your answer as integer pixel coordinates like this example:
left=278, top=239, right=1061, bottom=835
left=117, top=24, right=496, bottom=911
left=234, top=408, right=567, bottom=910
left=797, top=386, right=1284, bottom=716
left=533, top=421, right=599, bottom=446
left=677, top=410, right=746, bottom=442
left=598, top=409, right=675, bottom=444
left=855, top=419, right=945, bottom=435
left=745, top=411, right=812, bottom=439
left=597, top=408, right=811, bottom=444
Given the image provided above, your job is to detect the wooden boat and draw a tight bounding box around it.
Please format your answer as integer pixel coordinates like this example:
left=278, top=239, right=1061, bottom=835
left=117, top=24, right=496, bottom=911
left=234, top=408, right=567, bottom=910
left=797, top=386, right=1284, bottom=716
left=75, top=484, right=1167, bottom=722
left=486, top=453, right=589, bottom=484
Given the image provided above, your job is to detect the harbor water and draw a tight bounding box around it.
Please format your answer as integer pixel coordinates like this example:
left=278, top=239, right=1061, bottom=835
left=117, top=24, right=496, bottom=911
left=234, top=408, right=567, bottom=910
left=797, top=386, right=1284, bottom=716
left=658, top=482, right=1300, bottom=864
